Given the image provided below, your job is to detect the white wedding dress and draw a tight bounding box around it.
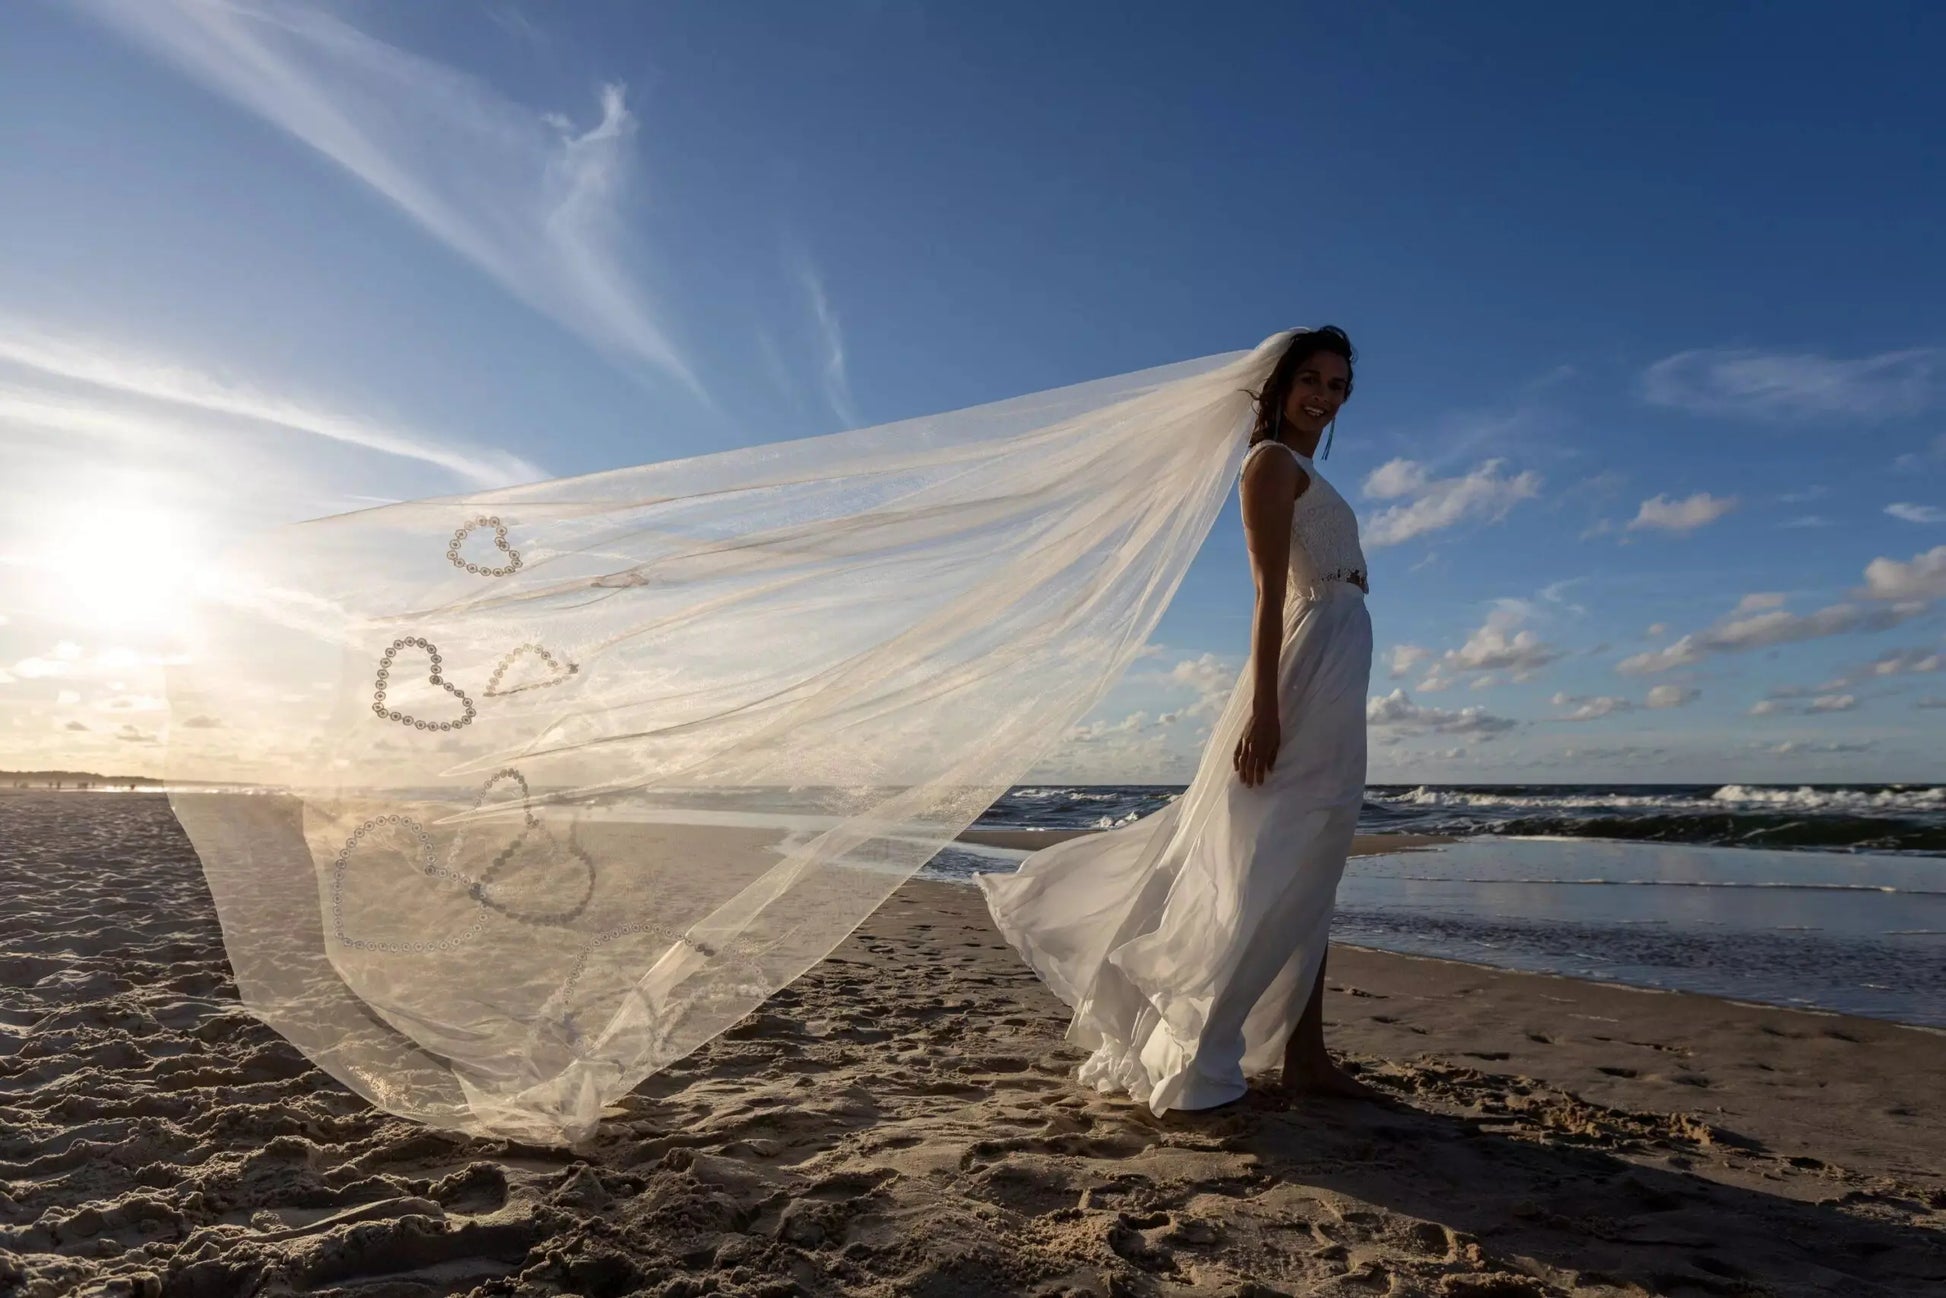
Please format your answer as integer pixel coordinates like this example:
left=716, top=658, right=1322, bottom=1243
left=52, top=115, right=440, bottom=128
left=978, top=437, right=1372, bottom=1114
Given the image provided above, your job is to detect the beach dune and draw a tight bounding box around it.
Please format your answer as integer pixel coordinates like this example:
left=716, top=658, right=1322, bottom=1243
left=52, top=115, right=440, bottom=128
left=1, top=793, right=1940, bottom=1297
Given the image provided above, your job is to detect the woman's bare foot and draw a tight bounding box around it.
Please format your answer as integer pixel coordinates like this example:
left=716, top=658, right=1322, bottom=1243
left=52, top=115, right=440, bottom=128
left=1277, top=1055, right=1382, bottom=1101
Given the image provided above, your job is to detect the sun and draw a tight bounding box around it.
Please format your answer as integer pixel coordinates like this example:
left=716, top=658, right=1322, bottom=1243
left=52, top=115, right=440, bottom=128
left=27, top=491, right=208, bottom=638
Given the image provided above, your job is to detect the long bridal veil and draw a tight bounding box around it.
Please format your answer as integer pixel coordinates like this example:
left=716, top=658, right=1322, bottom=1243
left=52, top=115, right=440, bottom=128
left=163, top=329, right=1299, bottom=1144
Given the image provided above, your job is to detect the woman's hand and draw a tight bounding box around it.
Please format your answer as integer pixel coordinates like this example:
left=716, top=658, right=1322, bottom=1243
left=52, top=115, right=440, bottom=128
left=1234, top=707, right=1281, bottom=788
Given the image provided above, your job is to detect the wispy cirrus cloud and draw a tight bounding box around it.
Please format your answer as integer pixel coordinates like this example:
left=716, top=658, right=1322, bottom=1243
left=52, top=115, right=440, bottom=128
left=791, top=252, right=859, bottom=429
left=1641, top=345, right=1944, bottom=422
left=73, top=0, right=699, bottom=395
left=1886, top=503, right=1945, bottom=524
left=0, top=320, right=542, bottom=486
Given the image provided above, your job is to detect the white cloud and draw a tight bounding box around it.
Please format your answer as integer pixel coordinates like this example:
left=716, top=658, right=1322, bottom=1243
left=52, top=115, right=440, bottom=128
left=1753, top=739, right=1875, bottom=756
left=1362, top=459, right=1431, bottom=500
left=1386, top=644, right=1435, bottom=679
left=1766, top=679, right=1851, bottom=700
left=1067, top=710, right=1150, bottom=742
left=1124, top=652, right=1238, bottom=727
left=1619, top=558, right=1934, bottom=675
left=1445, top=605, right=1563, bottom=679
left=1619, top=603, right=1927, bottom=674
left=1751, top=692, right=1859, bottom=717
left=1863, top=648, right=1943, bottom=678
left=1360, top=459, right=1541, bottom=547
left=1398, top=603, right=1564, bottom=695
left=1641, top=345, right=1944, bottom=422
left=1366, top=689, right=1518, bottom=738
left=1886, top=503, right=1945, bottom=524
left=75, top=0, right=698, bottom=393
left=1625, top=491, right=1738, bottom=535
left=1645, top=684, right=1698, bottom=709
left=1645, top=622, right=1669, bottom=638
left=1859, top=546, right=1946, bottom=602
left=10, top=641, right=87, bottom=680
left=1550, top=691, right=1633, bottom=721
left=1164, top=652, right=1233, bottom=698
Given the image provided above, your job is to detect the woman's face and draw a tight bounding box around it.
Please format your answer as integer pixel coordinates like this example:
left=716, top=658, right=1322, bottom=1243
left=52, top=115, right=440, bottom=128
left=1280, top=351, right=1351, bottom=437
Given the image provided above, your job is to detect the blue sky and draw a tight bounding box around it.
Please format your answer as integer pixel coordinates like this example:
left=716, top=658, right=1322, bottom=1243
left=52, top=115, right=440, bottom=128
left=1, top=0, right=1942, bottom=784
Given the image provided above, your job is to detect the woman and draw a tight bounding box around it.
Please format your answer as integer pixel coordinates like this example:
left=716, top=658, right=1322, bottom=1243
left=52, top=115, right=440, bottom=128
left=977, top=326, right=1378, bottom=1113
left=172, top=326, right=1365, bottom=1143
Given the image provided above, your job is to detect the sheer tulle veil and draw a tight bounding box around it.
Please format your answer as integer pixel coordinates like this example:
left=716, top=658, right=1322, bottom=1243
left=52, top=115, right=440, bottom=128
left=163, top=328, right=1306, bottom=1144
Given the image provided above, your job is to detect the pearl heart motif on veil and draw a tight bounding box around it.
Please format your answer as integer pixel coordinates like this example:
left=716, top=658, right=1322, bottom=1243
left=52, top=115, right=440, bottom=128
left=483, top=643, right=579, bottom=698
left=373, top=637, right=477, bottom=731
left=447, top=515, right=523, bottom=577
left=447, top=768, right=599, bottom=928
left=330, top=813, right=487, bottom=954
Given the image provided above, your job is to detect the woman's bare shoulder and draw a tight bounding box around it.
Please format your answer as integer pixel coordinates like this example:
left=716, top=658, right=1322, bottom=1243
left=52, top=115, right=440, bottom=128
left=1241, top=441, right=1310, bottom=500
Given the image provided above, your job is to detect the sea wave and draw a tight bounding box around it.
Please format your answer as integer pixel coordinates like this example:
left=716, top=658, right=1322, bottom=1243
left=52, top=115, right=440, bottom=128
left=975, top=783, right=1946, bottom=854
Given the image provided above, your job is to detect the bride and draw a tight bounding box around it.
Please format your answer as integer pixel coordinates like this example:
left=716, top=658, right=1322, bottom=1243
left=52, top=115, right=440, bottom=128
left=978, top=325, right=1379, bottom=1113
left=169, top=323, right=1378, bottom=1143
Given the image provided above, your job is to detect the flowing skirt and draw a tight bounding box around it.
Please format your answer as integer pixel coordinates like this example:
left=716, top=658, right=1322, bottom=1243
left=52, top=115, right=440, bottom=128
left=978, top=583, right=1371, bottom=1113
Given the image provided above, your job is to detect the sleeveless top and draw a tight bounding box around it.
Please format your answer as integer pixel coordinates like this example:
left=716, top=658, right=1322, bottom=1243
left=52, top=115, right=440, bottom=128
left=1240, top=439, right=1369, bottom=591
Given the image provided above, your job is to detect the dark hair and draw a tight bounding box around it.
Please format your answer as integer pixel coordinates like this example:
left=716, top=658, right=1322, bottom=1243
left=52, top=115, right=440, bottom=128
left=1247, top=325, right=1356, bottom=447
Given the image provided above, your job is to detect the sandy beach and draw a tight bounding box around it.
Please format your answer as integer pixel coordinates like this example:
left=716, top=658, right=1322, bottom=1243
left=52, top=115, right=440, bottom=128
left=2, top=793, right=1941, bottom=1297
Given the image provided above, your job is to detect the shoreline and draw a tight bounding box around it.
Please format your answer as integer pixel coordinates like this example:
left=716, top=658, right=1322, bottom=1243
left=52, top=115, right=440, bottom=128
left=953, top=826, right=1454, bottom=856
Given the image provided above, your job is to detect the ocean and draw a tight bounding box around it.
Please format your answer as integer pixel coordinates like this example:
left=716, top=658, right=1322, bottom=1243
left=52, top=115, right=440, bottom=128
left=929, top=783, right=1946, bottom=1029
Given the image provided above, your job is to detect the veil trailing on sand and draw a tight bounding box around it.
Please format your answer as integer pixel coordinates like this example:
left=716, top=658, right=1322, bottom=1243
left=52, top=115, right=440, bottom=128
left=163, top=329, right=1302, bottom=1144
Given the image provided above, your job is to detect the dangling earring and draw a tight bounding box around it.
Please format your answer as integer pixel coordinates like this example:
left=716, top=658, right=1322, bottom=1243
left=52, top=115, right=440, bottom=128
left=1322, top=417, right=1336, bottom=459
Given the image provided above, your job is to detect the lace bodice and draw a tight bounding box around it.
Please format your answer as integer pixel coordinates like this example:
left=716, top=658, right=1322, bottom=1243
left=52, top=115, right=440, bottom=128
left=1240, top=440, right=1369, bottom=590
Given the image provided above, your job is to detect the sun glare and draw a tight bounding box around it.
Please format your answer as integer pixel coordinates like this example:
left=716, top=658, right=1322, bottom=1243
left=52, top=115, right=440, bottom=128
left=28, top=493, right=207, bottom=638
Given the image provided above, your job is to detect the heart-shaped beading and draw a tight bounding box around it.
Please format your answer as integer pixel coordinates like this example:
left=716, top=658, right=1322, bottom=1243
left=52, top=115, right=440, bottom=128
left=445, top=768, right=598, bottom=928
left=330, top=813, right=486, bottom=953
left=447, top=514, right=522, bottom=577
left=373, top=637, right=476, bottom=732
left=483, top=642, right=579, bottom=698
left=470, top=824, right=599, bottom=927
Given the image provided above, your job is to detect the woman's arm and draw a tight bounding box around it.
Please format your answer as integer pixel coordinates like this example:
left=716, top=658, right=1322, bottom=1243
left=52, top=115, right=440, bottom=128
left=1234, top=447, right=1308, bottom=787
